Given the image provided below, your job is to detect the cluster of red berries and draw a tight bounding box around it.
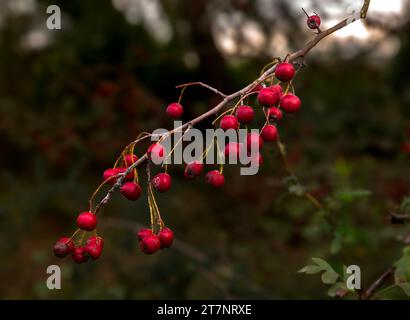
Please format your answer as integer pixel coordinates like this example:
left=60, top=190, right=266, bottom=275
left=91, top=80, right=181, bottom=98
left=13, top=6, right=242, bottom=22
left=53, top=145, right=176, bottom=260
left=174, top=62, right=300, bottom=187
left=53, top=212, right=102, bottom=263
left=54, top=59, right=301, bottom=263
left=103, top=154, right=142, bottom=200
left=161, top=62, right=301, bottom=188
left=137, top=227, right=174, bottom=254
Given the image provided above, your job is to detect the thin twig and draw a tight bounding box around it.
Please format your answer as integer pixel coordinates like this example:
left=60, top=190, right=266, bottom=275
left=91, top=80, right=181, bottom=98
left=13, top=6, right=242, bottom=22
left=176, top=82, right=227, bottom=98
left=94, top=154, right=148, bottom=214
left=361, top=0, right=371, bottom=19
left=362, top=266, right=395, bottom=300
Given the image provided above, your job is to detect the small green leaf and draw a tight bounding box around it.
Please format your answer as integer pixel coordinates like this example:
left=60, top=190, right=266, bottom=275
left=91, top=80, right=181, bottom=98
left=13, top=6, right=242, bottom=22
left=395, top=246, right=410, bottom=283
left=322, top=270, right=340, bottom=285
left=298, top=265, right=323, bottom=274
left=311, top=257, right=333, bottom=271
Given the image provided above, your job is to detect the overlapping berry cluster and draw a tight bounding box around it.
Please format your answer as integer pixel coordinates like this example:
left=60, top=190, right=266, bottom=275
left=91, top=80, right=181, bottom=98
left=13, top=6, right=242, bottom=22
left=53, top=150, right=174, bottom=262
left=54, top=234, right=103, bottom=263
left=53, top=59, right=301, bottom=263
left=175, top=62, right=301, bottom=187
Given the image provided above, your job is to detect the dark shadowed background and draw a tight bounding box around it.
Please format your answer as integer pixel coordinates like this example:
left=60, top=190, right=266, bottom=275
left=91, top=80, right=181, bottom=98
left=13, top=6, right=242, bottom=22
left=0, top=0, right=410, bottom=299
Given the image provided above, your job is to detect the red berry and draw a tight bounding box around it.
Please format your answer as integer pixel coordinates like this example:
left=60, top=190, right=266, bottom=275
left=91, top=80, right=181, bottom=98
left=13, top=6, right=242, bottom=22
left=53, top=237, right=74, bottom=258
left=140, top=234, right=161, bottom=254
left=86, top=236, right=104, bottom=248
left=235, top=105, right=254, bottom=124
left=307, top=15, right=321, bottom=29
left=76, top=211, right=97, bottom=231
left=258, top=87, right=280, bottom=107
left=246, top=132, right=263, bottom=152
left=220, top=115, right=239, bottom=131
left=137, top=228, right=153, bottom=241
left=120, top=181, right=142, bottom=201
left=205, top=170, right=225, bottom=188
left=184, top=161, right=204, bottom=180
left=261, top=125, right=278, bottom=142
left=103, top=168, right=120, bottom=185
left=166, top=102, right=184, bottom=119
left=224, top=142, right=243, bottom=160
left=103, top=167, right=134, bottom=184
left=116, top=166, right=135, bottom=181
left=72, top=246, right=89, bottom=264
left=85, top=242, right=103, bottom=260
left=152, top=173, right=172, bottom=192
left=159, top=227, right=174, bottom=248
left=269, top=85, right=283, bottom=100
left=280, top=94, right=301, bottom=113
left=275, top=62, right=295, bottom=82
left=123, top=154, right=138, bottom=167
left=267, top=107, right=283, bottom=122
left=147, top=143, right=165, bottom=163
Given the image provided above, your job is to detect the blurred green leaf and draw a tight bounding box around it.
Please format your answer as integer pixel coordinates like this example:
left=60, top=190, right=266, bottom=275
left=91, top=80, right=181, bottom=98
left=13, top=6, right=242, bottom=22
left=335, top=189, right=371, bottom=203
left=311, top=258, right=334, bottom=271
left=395, top=246, right=410, bottom=284
left=298, top=265, right=323, bottom=274
left=299, top=258, right=341, bottom=285
left=322, top=269, right=340, bottom=285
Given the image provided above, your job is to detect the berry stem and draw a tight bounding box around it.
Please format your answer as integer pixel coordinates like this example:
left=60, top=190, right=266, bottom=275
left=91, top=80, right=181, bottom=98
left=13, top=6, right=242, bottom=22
left=212, top=107, right=237, bottom=125
left=70, top=228, right=81, bottom=240
left=201, top=139, right=215, bottom=163
left=146, top=162, right=156, bottom=232
left=177, top=85, right=187, bottom=104
left=235, top=91, right=259, bottom=107
left=89, top=179, right=111, bottom=212
left=162, top=126, right=192, bottom=165
left=175, top=82, right=227, bottom=98
left=360, top=0, right=371, bottom=19
left=215, top=137, right=224, bottom=174
left=146, top=161, right=164, bottom=232
left=259, top=58, right=280, bottom=76
left=301, top=8, right=309, bottom=18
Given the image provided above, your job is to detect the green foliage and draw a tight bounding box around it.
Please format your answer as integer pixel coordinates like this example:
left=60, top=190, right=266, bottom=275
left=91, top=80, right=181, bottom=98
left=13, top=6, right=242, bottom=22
left=395, top=247, right=410, bottom=285
left=299, top=258, right=340, bottom=285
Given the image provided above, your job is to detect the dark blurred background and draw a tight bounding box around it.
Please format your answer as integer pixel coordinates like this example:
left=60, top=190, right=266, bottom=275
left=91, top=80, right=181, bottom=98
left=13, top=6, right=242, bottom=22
left=0, top=0, right=410, bottom=299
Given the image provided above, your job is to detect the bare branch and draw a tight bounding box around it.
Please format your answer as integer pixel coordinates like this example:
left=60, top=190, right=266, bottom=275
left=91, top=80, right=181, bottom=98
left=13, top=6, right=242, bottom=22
left=94, top=154, right=148, bottom=214
left=362, top=266, right=395, bottom=300
left=92, top=1, right=371, bottom=215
